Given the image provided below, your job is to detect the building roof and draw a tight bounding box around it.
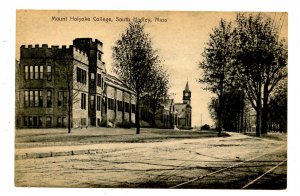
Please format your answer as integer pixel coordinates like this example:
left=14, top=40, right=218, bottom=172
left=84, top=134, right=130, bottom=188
left=174, top=103, right=188, bottom=118
left=105, top=73, right=135, bottom=94
left=160, top=99, right=174, bottom=110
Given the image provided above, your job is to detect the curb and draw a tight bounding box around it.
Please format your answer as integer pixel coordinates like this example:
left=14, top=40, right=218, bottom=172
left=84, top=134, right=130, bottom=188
left=15, top=149, right=103, bottom=160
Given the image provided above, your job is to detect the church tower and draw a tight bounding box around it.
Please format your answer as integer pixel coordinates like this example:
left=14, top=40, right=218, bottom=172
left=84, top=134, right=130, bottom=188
left=183, top=81, right=191, bottom=105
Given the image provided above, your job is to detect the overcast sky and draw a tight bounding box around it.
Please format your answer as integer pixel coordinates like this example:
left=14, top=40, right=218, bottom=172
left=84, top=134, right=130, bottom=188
left=16, top=10, right=287, bottom=127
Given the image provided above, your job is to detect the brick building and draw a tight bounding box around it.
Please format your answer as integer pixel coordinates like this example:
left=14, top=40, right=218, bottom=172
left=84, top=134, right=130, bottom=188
left=16, top=38, right=136, bottom=128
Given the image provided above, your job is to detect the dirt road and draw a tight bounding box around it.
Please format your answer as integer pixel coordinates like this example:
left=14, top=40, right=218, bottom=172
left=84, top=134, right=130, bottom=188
left=15, top=131, right=287, bottom=189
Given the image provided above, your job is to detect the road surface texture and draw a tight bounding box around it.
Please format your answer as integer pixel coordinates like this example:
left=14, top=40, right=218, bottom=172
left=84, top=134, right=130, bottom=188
left=15, top=128, right=287, bottom=189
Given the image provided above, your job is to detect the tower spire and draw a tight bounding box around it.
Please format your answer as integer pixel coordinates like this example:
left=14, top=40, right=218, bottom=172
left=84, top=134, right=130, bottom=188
left=185, top=81, right=190, bottom=92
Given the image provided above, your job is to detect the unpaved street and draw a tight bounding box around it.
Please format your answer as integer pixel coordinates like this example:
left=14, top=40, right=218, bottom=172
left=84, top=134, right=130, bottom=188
left=15, top=132, right=287, bottom=189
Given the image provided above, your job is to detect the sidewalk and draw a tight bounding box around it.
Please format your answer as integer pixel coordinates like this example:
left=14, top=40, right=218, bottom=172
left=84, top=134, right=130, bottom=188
left=15, top=142, right=138, bottom=160
left=15, top=131, right=244, bottom=160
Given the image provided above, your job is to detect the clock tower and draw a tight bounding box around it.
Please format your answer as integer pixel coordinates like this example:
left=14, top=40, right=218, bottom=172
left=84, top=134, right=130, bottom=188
left=183, top=81, right=191, bottom=105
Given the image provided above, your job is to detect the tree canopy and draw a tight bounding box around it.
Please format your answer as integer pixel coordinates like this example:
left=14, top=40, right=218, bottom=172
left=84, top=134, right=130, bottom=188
left=112, top=21, right=168, bottom=134
left=199, top=13, right=287, bottom=136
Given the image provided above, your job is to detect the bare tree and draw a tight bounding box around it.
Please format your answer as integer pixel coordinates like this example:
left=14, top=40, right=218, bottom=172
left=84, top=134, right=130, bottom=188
left=56, top=60, right=87, bottom=133
left=199, top=19, right=234, bottom=137
left=112, top=21, right=162, bottom=134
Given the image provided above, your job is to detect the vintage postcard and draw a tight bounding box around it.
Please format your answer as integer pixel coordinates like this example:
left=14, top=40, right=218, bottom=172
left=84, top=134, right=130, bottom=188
left=15, top=10, right=287, bottom=189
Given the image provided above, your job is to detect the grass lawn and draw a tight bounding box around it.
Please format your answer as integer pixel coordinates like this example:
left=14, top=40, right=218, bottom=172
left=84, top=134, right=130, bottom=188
left=15, top=127, right=229, bottom=148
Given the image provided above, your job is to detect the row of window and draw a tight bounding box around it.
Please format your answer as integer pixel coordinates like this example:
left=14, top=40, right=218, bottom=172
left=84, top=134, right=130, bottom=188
left=23, top=90, right=136, bottom=113
left=24, top=65, right=105, bottom=90
left=24, top=90, right=68, bottom=108
left=82, top=94, right=102, bottom=111
left=24, top=65, right=52, bottom=81
left=23, top=116, right=51, bottom=127
left=24, top=90, right=51, bottom=108
left=107, top=98, right=136, bottom=113
left=23, top=116, right=66, bottom=127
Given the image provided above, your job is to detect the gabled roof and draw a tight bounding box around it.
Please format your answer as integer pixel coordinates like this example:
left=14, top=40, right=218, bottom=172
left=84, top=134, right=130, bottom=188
left=174, top=103, right=188, bottom=118
left=160, top=99, right=174, bottom=110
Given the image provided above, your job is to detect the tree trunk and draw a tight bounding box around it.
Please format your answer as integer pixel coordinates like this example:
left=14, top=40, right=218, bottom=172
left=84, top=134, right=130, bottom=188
left=151, top=105, right=157, bottom=128
left=217, top=94, right=223, bottom=137
left=68, top=85, right=71, bottom=134
left=136, top=94, right=140, bottom=134
left=261, top=86, right=269, bottom=134
left=240, top=93, right=244, bottom=133
left=256, top=83, right=262, bottom=137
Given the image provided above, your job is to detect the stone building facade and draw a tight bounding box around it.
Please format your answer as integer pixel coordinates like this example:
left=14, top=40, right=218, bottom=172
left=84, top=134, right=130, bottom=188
left=16, top=38, right=136, bottom=128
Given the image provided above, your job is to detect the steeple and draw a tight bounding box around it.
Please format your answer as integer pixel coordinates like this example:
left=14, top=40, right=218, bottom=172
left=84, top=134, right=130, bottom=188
left=184, top=81, right=190, bottom=92
left=183, top=81, right=191, bottom=105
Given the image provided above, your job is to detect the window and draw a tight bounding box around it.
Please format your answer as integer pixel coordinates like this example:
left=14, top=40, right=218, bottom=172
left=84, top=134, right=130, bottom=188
left=58, top=91, right=67, bottom=107
left=30, top=66, right=34, bottom=79
left=98, top=53, right=102, bottom=61
left=58, top=91, right=63, bottom=107
left=57, top=117, right=62, bottom=127
left=23, top=116, right=28, bottom=126
left=90, top=95, right=95, bottom=110
left=34, top=91, right=39, bottom=106
left=25, top=65, right=44, bottom=80
left=24, top=90, right=42, bottom=107
left=33, top=116, right=38, bottom=126
left=131, top=104, right=136, bottom=113
left=29, top=116, right=33, bottom=126
left=47, top=65, right=52, bottom=81
left=24, top=90, right=29, bottom=107
left=101, top=78, right=104, bottom=89
left=97, top=74, right=101, bottom=87
left=117, top=100, right=123, bottom=112
left=24, top=65, right=29, bottom=79
left=23, top=116, right=43, bottom=127
left=29, top=90, right=34, bottom=107
left=39, top=91, right=43, bottom=107
left=91, top=73, right=95, bottom=83
left=62, top=117, right=67, bottom=127
left=81, top=93, right=86, bottom=110
left=77, top=67, right=87, bottom=84
left=96, top=96, right=101, bottom=111
left=34, top=66, right=39, bottom=79
left=77, top=68, right=80, bottom=82
left=125, top=102, right=130, bottom=113
left=39, top=65, right=43, bottom=79
left=108, top=98, right=115, bottom=110
left=63, top=92, right=67, bottom=106
left=47, top=90, right=52, bottom=107
left=46, top=117, right=52, bottom=127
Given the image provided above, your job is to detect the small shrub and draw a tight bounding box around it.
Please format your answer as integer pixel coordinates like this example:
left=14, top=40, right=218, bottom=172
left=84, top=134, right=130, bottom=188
left=201, top=124, right=210, bottom=130
left=155, top=120, right=165, bottom=129
left=99, top=116, right=107, bottom=127
left=116, top=120, right=132, bottom=129
left=140, top=120, right=150, bottom=128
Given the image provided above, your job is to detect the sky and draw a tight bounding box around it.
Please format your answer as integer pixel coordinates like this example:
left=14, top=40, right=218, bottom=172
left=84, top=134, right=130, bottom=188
left=16, top=10, right=288, bottom=127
